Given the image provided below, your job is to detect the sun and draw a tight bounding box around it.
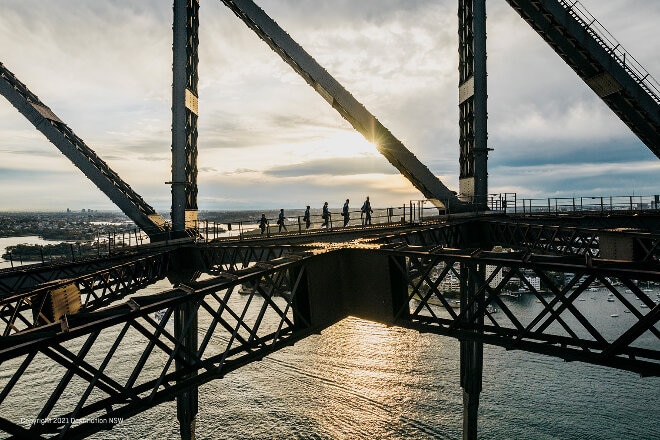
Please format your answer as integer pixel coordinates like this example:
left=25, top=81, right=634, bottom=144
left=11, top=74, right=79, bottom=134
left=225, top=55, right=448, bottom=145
left=315, top=128, right=380, bottom=159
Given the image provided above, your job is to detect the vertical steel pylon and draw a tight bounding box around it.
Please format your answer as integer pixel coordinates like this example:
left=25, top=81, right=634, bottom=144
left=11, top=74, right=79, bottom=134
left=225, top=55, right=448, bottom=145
left=171, top=0, right=200, bottom=236
left=172, top=1, right=200, bottom=439
left=458, top=0, right=488, bottom=209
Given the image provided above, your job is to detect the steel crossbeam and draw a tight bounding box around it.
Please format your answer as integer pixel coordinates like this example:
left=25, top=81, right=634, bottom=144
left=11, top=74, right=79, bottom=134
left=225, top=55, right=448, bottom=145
left=390, top=246, right=660, bottom=376
left=0, top=255, right=320, bottom=439
left=0, top=63, right=168, bottom=237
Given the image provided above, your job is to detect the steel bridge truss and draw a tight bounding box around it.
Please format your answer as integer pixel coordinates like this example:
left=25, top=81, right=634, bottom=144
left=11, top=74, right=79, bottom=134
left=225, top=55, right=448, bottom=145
left=394, top=246, right=659, bottom=377
left=0, top=252, right=172, bottom=337
left=0, top=248, right=176, bottom=298
left=0, top=255, right=314, bottom=439
left=505, top=0, right=660, bottom=155
left=485, top=220, right=660, bottom=263
left=196, top=243, right=311, bottom=274
left=0, top=244, right=657, bottom=438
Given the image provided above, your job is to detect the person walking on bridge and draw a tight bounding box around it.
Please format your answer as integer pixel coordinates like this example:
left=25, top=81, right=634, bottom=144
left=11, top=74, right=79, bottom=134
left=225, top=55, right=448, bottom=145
left=361, top=196, right=373, bottom=225
left=321, top=202, right=330, bottom=228
left=303, top=205, right=311, bottom=229
left=342, top=199, right=350, bottom=227
left=259, top=213, right=268, bottom=235
left=277, top=209, right=288, bottom=233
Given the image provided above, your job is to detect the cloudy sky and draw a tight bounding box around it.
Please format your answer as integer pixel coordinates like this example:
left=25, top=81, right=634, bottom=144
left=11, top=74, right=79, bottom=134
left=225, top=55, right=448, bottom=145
left=0, top=0, right=658, bottom=213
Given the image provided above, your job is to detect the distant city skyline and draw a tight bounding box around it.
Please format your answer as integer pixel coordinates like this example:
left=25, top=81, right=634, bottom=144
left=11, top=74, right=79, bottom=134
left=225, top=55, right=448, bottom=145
left=0, top=0, right=658, bottom=213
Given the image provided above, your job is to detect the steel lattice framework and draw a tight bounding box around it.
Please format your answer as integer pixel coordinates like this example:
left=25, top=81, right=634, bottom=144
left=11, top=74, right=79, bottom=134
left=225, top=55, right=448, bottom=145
left=0, top=251, right=172, bottom=337
left=0, top=255, right=314, bottom=439
left=392, top=246, right=659, bottom=376
left=171, top=0, right=200, bottom=233
left=0, top=242, right=657, bottom=439
left=1, top=0, right=659, bottom=438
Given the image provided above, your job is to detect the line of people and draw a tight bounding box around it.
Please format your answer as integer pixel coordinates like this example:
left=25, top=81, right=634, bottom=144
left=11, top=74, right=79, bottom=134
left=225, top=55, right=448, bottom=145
left=258, top=197, right=374, bottom=235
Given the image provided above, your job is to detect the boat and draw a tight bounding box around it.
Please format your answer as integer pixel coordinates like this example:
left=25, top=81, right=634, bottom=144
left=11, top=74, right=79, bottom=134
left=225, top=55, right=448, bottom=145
left=610, top=314, right=619, bottom=317
left=501, top=291, right=520, bottom=298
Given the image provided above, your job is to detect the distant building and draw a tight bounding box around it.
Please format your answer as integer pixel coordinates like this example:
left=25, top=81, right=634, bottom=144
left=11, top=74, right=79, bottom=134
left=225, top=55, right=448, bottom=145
left=486, top=246, right=508, bottom=288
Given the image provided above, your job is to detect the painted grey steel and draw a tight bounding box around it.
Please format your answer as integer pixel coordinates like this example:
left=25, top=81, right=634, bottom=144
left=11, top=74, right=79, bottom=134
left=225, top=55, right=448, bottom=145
left=505, top=0, right=660, bottom=157
left=171, top=0, right=200, bottom=234
left=172, top=6, right=200, bottom=436
left=219, top=0, right=467, bottom=212
left=458, top=0, right=488, bottom=209
left=0, top=63, right=167, bottom=237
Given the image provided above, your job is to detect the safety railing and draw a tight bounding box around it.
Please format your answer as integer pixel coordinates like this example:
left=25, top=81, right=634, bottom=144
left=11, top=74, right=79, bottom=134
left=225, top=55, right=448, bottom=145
left=489, top=193, right=660, bottom=215
left=192, top=205, right=416, bottom=241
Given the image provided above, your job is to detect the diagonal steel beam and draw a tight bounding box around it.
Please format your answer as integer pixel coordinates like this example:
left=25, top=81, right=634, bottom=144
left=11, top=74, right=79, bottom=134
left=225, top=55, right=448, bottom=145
left=218, top=0, right=468, bottom=212
left=0, top=62, right=167, bottom=237
left=505, top=0, right=660, bottom=156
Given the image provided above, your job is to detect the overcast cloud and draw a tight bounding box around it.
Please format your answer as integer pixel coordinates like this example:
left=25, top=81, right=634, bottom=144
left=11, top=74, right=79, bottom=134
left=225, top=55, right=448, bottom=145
left=0, top=0, right=658, bottom=212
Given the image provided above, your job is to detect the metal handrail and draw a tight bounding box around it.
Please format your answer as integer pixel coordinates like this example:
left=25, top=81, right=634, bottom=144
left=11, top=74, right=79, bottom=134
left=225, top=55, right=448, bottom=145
left=560, top=0, right=660, bottom=104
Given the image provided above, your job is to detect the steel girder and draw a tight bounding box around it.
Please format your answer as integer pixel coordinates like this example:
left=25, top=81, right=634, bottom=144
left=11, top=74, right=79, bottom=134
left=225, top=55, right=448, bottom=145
left=504, top=0, right=660, bottom=156
left=0, top=63, right=167, bottom=237
left=389, top=246, right=660, bottom=377
left=0, top=255, right=318, bottom=439
left=0, top=252, right=172, bottom=336
left=217, top=0, right=467, bottom=212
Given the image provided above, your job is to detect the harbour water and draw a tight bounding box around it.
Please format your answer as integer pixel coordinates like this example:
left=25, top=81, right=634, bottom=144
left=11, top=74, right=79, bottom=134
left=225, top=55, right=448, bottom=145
left=0, top=239, right=658, bottom=439
left=99, top=314, right=660, bottom=440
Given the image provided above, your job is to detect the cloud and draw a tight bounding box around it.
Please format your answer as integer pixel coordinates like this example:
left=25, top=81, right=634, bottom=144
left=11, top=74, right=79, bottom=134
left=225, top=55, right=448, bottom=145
left=263, top=155, right=396, bottom=177
left=490, top=161, right=660, bottom=198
